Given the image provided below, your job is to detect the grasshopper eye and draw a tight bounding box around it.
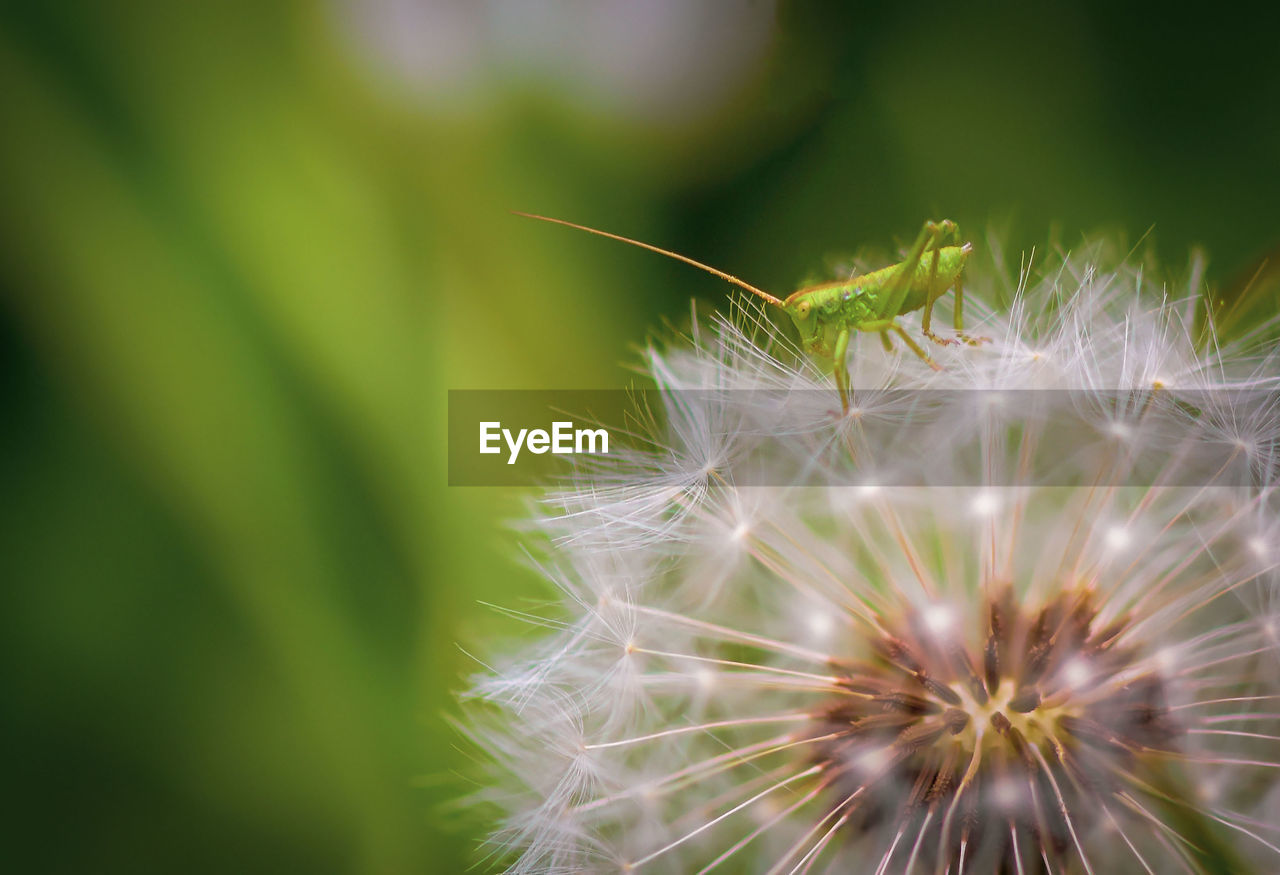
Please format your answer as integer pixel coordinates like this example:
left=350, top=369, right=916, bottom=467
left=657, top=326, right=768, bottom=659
left=795, top=300, right=811, bottom=319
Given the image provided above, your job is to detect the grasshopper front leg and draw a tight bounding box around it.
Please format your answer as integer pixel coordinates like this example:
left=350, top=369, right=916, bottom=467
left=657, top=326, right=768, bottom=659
left=832, top=326, right=852, bottom=413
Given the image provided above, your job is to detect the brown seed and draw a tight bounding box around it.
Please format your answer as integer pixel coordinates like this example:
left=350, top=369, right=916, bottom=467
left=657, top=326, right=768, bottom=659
left=873, top=691, right=943, bottom=715
left=990, top=711, right=1012, bottom=734
left=949, top=643, right=989, bottom=705
left=984, top=631, right=1001, bottom=693
left=874, top=635, right=922, bottom=674
left=944, top=708, right=971, bottom=734
left=1022, top=642, right=1052, bottom=685
left=1059, top=715, right=1127, bottom=751
left=895, top=721, right=948, bottom=751
left=1008, top=688, right=1041, bottom=713
left=1005, top=724, right=1038, bottom=768
left=918, top=673, right=963, bottom=706
left=1091, top=615, right=1129, bottom=650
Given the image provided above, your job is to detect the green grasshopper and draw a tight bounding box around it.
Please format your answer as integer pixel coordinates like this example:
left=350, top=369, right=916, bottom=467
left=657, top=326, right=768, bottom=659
left=515, top=213, right=988, bottom=411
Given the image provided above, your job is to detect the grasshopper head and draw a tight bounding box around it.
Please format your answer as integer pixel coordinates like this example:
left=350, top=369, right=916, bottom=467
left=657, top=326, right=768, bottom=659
left=783, top=296, right=829, bottom=357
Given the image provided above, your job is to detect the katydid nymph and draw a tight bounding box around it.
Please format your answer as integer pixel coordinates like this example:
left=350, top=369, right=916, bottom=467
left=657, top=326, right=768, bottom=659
left=514, top=213, right=989, bottom=412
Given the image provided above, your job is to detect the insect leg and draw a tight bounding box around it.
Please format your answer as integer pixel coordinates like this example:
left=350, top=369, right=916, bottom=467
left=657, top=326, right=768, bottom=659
left=921, top=246, right=960, bottom=348
left=858, top=319, right=943, bottom=371
left=889, top=323, right=943, bottom=371
left=876, top=220, right=954, bottom=321
left=951, top=271, right=991, bottom=346
left=832, top=326, right=852, bottom=412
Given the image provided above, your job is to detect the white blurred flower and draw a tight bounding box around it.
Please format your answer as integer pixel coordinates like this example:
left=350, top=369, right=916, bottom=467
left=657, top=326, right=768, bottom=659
left=332, top=0, right=776, bottom=125
left=465, top=240, right=1280, bottom=872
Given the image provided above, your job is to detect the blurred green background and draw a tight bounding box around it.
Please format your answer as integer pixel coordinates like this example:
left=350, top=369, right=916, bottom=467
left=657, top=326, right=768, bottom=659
left=1, top=2, right=1276, bottom=872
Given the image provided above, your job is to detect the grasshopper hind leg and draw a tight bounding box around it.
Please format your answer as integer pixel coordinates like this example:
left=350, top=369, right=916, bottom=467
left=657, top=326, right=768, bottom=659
left=889, top=322, right=943, bottom=371
left=920, top=222, right=967, bottom=348
left=859, top=319, right=943, bottom=372
left=879, top=219, right=955, bottom=325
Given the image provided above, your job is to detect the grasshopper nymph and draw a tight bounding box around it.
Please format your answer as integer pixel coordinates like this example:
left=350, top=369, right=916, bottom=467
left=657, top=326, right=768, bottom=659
left=515, top=213, right=988, bottom=411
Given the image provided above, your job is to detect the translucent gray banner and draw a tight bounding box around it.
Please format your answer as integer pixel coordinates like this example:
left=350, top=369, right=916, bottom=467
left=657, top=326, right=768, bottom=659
left=447, top=389, right=1279, bottom=487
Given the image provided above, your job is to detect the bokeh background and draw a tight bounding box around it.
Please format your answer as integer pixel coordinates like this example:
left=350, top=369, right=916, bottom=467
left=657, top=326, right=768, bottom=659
left=2, top=2, right=1277, bottom=872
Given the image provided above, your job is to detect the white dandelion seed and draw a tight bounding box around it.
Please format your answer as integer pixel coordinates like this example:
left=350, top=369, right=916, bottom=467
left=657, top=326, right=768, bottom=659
left=465, top=236, right=1280, bottom=873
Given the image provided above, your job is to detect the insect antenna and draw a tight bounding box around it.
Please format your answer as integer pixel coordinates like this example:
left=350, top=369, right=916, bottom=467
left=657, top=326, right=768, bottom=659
left=513, top=211, right=785, bottom=307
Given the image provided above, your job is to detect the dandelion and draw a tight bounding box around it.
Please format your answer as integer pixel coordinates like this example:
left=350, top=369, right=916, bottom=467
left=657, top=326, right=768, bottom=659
left=464, top=239, right=1280, bottom=872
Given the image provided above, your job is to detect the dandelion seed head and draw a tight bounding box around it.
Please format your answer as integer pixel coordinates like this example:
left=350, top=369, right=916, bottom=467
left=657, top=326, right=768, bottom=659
left=467, top=234, right=1280, bottom=872
left=806, top=586, right=1185, bottom=868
